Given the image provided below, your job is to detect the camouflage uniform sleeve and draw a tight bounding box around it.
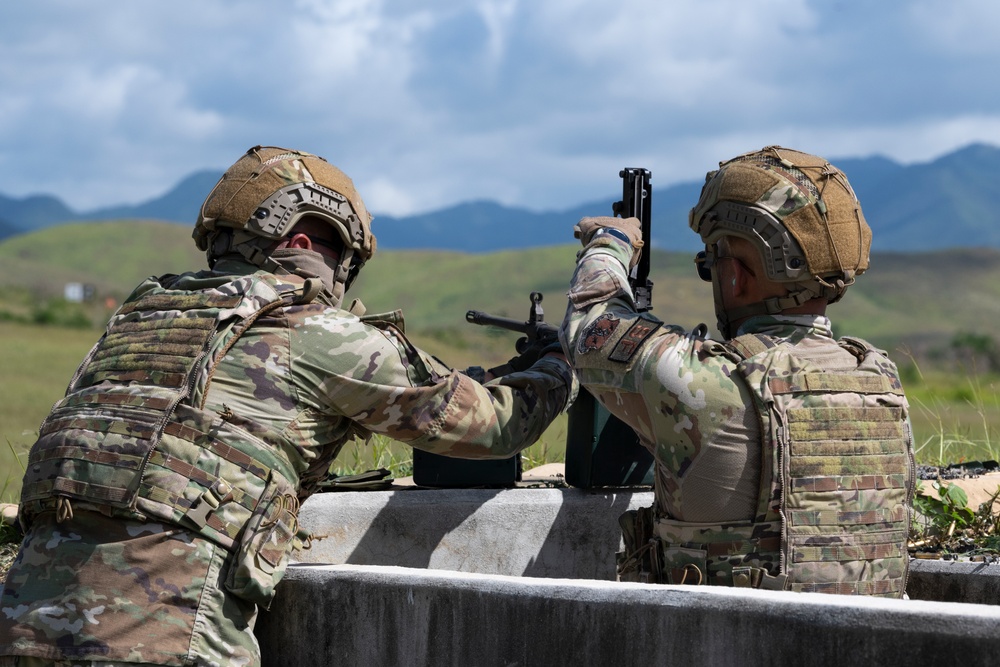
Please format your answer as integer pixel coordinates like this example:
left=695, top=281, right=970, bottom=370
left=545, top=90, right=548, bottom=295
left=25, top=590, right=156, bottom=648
left=559, top=237, right=749, bottom=484
left=291, top=309, right=576, bottom=458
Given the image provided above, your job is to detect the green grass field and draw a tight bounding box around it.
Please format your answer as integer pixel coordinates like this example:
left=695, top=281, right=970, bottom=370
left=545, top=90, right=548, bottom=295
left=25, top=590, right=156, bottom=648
left=0, top=319, right=575, bottom=502
left=2, top=318, right=997, bottom=503
left=906, top=369, right=1000, bottom=465
left=1, top=322, right=96, bottom=500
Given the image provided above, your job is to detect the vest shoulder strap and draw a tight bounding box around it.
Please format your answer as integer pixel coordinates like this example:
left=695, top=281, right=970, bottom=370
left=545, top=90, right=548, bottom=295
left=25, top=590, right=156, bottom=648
left=727, top=333, right=777, bottom=360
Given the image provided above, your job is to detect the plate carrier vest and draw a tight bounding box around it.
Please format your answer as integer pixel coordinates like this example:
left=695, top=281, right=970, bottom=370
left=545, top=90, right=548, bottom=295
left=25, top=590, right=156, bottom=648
left=622, top=333, right=915, bottom=598
left=19, top=271, right=325, bottom=605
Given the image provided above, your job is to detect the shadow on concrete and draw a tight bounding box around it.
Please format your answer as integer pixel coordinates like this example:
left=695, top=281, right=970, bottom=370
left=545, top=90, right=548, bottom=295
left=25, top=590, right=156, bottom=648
left=343, top=488, right=503, bottom=569
left=521, top=488, right=642, bottom=580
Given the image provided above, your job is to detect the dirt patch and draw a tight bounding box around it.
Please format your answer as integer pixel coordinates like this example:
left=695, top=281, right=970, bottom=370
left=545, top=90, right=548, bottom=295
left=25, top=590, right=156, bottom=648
left=941, top=472, right=1000, bottom=511
left=1, top=503, right=21, bottom=581
left=912, top=466, right=1000, bottom=559
left=0, top=542, right=17, bottom=581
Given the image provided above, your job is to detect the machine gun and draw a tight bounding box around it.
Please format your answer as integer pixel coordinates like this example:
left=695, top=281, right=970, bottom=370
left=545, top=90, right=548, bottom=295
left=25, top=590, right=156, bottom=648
left=416, top=169, right=656, bottom=489
left=564, top=167, right=655, bottom=488
left=412, top=292, right=556, bottom=488
left=466, top=291, right=555, bottom=347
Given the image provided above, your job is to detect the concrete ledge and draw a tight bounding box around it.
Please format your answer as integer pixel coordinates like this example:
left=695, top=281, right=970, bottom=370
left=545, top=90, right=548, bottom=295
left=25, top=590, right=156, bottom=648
left=908, top=559, right=1000, bottom=605
left=299, top=488, right=1000, bottom=604
left=299, top=487, right=652, bottom=580
left=256, top=564, right=1000, bottom=667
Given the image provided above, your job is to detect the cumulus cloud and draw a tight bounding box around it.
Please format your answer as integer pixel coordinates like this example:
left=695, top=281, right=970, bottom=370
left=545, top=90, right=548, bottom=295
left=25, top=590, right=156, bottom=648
left=0, top=0, right=999, bottom=216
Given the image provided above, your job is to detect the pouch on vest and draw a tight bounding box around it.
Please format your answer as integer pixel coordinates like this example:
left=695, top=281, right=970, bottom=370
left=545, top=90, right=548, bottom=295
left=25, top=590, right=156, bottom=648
left=617, top=519, right=708, bottom=586
left=616, top=505, right=661, bottom=583
left=660, top=546, right=708, bottom=585
left=653, top=516, right=783, bottom=587
left=225, top=473, right=305, bottom=608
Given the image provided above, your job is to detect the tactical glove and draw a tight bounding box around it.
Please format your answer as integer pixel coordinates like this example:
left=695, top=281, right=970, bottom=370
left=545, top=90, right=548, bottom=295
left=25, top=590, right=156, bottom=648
left=574, top=216, right=644, bottom=267
left=487, top=339, right=563, bottom=377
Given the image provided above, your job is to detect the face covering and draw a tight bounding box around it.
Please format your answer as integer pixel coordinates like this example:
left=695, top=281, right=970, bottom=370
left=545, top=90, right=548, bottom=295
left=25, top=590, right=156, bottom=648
left=269, top=247, right=346, bottom=307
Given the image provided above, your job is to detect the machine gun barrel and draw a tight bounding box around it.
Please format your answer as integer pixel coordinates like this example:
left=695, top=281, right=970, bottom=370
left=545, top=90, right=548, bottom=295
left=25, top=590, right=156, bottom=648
left=466, top=292, right=557, bottom=354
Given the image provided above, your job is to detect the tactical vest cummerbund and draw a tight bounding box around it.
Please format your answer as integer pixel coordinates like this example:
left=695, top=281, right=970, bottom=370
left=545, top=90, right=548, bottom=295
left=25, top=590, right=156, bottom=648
left=20, top=273, right=304, bottom=554
left=648, top=334, right=914, bottom=598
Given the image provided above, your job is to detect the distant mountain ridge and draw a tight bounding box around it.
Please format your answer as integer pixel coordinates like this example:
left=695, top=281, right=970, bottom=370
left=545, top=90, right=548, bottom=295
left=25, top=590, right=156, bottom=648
left=3, top=143, right=1000, bottom=253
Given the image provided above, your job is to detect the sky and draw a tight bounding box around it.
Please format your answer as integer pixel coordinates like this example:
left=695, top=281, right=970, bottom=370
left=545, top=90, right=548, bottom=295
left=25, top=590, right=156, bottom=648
left=2, top=0, right=1000, bottom=217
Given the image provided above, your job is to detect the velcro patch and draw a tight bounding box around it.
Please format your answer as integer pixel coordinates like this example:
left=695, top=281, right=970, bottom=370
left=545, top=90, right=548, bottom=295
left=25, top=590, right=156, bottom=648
left=609, top=318, right=662, bottom=363
left=578, top=313, right=620, bottom=354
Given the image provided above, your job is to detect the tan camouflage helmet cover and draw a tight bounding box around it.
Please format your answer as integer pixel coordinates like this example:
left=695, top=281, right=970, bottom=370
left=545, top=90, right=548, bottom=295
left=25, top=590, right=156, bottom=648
left=193, top=145, right=376, bottom=263
left=689, top=145, right=871, bottom=304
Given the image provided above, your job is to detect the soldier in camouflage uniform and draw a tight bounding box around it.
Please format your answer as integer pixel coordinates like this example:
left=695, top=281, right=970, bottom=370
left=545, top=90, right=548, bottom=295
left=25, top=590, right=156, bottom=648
left=560, top=146, right=915, bottom=597
left=0, top=146, right=575, bottom=666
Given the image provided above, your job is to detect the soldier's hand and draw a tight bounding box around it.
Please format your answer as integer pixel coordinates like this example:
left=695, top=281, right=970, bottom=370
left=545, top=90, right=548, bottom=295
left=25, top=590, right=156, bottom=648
left=574, top=216, right=644, bottom=266
left=487, top=340, right=563, bottom=378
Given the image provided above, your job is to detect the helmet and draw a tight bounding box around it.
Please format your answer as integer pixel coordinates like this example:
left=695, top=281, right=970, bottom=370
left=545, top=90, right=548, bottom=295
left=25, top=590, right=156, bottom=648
left=689, top=145, right=870, bottom=317
left=193, top=146, right=376, bottom=297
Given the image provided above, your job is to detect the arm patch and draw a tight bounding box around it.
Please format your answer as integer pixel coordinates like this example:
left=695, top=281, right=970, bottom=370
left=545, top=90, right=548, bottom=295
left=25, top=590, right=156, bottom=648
left=609, top=317, right=662, bottom=363
left=578, top=313, right=621, bottom=354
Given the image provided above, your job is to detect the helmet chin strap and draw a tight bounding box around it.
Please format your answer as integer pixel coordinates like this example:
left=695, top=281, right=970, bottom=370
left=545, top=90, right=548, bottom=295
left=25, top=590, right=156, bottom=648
left=208, top=229, right=284, bottom=273
left=711, top=271, right=734, bottom=340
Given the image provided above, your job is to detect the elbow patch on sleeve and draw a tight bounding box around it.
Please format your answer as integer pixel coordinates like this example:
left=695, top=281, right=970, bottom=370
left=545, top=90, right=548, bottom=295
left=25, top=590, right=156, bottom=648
left=568, top=266, right=630, bottom=309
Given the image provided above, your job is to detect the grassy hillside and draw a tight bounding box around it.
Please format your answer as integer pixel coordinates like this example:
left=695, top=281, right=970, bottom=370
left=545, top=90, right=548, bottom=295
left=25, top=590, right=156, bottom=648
left=3, top=220, right=996, bottom=356
left=837, top=249, right=1000, bottom=349
left=0, top=322, right=98, bottom=502
left=1, top=220, right=998, bottom=501
left=0, top=219, right=205, bottom=299
left=328, top=244, right=1000, bottom=369
left=2, top=218, right=997, bottom=373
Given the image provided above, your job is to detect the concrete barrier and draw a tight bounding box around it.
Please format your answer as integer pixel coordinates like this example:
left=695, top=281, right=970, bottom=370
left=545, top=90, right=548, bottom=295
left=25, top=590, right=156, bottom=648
left=298, top=486, right=1000, bottom=604
left=267, top=486, right=1000, bottom=666
left=298, top=487, right=652, bottom=580
left=256, top=564, right=1000, bottom=667
left=907, top=558, right=1000, bottom=605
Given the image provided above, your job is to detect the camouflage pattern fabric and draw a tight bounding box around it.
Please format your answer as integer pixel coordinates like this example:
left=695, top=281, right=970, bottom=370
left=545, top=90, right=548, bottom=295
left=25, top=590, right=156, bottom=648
left=2, top=513, right=255, bottom=666
left=730, top=332, right=913, bottom=596
left=0, top=657, right=169, bottom=666
left=2, top=256, right=575, bottom=666
left=560, top=236, right=913, bottom=596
